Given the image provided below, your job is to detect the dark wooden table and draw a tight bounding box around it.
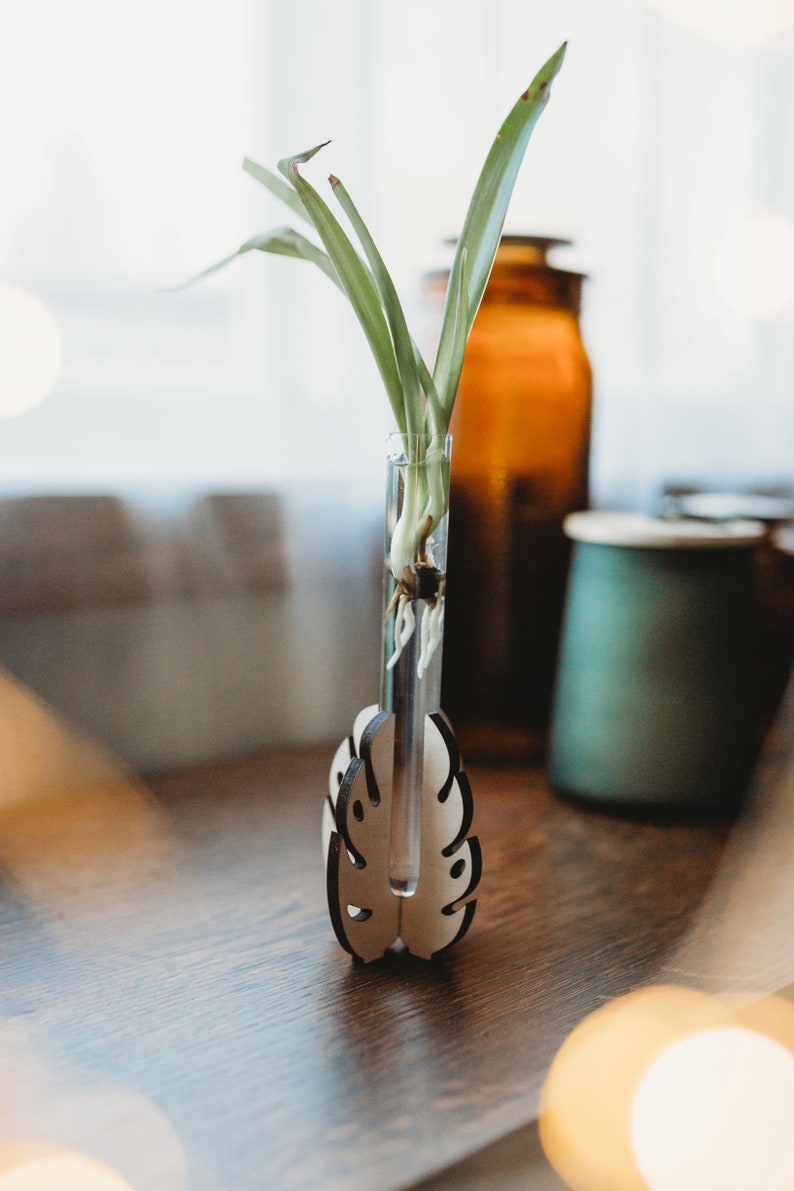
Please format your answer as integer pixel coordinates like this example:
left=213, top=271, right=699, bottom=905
left=0, top=743, right=731, bottom=1190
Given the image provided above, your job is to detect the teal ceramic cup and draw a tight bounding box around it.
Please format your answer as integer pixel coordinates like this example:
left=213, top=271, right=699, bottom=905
left=549, top=512, right=765, bottom=816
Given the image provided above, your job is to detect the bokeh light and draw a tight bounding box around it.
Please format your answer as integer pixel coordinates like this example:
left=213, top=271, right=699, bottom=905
left=644, top=0, right=794, bottom=43
left=0, top=1150, right=132, bottom=1190
left=539, top=986, right=728, bottom=1191
left=540, top=986, right=794, bottom=1191
left=0, top=283, right=62, bottom=418
left=632, top=1026, right=794, bottom=1191
left=713, top=214, right=794, bottom=318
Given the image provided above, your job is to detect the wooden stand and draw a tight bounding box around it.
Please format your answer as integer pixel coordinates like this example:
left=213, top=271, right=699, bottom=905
left=324, top=705, right=481, bottom=962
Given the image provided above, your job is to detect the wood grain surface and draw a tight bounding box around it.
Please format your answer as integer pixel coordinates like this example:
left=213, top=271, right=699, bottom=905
left=0, top=744, right=730, bottom=1190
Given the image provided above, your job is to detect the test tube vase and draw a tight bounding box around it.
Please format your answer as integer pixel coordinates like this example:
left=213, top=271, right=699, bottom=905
left=323, top=434, right=481, bottom=962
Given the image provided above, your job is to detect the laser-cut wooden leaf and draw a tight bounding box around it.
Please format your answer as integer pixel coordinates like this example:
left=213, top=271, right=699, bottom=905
left=327, top=712, right=400, bottom=962
left=326, top=707, right=480, bottom=962
left=399, top=714, right=480, bottom=959
left=323, top=704, right=379, bottom=868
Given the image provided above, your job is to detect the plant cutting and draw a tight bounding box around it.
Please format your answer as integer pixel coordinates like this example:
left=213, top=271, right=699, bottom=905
left=198, top=42, right=567, bottom=961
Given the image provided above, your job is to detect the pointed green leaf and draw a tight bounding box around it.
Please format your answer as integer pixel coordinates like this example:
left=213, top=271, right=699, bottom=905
left=330, top=174, right=422, bottom=434
left=172, top=226, right=340, bottom=290
left=241, top=226, right=340, bottom=285
left=412, top=343, right=446, bottom=437
left=279, top=144, right=406, bottom=431
left=434, top=42, right=566, bottom=396
left=243, top=157, right=311, bottom=224
left=433, top=247, right=469, bottom=416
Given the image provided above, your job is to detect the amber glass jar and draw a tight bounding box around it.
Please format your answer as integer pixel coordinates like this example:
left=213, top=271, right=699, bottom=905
left=424, top=235, right=592, bottom=760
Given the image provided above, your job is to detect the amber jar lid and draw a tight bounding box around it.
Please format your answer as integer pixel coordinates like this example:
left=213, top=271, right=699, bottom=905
left=490, top=234, right=573, bottom=263
left=423, top=234, right=586, bottom=314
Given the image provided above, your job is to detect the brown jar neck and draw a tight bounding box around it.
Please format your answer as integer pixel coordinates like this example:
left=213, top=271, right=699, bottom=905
left=480, top=265, right=584, bottom=314
left=424, top=236, right=586, bottom=316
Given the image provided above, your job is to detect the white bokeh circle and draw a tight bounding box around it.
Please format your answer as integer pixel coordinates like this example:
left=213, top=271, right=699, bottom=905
left=0, top=1152, right=132, bottom=1190
left=632, top=1026, right=794, bottom=1191
left=0, top=282, right=63, bottom=419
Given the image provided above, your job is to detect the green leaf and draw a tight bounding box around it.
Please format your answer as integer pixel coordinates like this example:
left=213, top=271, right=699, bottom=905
left=434, top=42, right=567, bottom=396
left=412, top=344, right=446, bottom=437
left=243, top=157, right=311, bottom=225
left=278, top=143, right=406, bottom=432
left=173, top=226, right=340, bottom=290
left=330, top=174, right=423, bottom=435
left=432, top=247, right=469, bottom=417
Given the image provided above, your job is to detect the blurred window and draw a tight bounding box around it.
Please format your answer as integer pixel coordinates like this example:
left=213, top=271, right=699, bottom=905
left=0, top=0, right=792, bottom=498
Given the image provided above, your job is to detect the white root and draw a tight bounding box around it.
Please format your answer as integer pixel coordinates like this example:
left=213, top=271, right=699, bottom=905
left=401, top=599, right=416, bottom=648
left=386, top=592, right=416, bottom=670
left=387, top=593, right=405, bottom=668
left=417, top=595, right=445, bottom=679
left=387, top=584, right=446, bottom=677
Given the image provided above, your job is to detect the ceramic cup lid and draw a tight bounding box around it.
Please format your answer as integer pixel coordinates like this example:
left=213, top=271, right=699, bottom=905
left=671, top=491, right=794, bottom=523
left=564, top=511, right=765, bottom=549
